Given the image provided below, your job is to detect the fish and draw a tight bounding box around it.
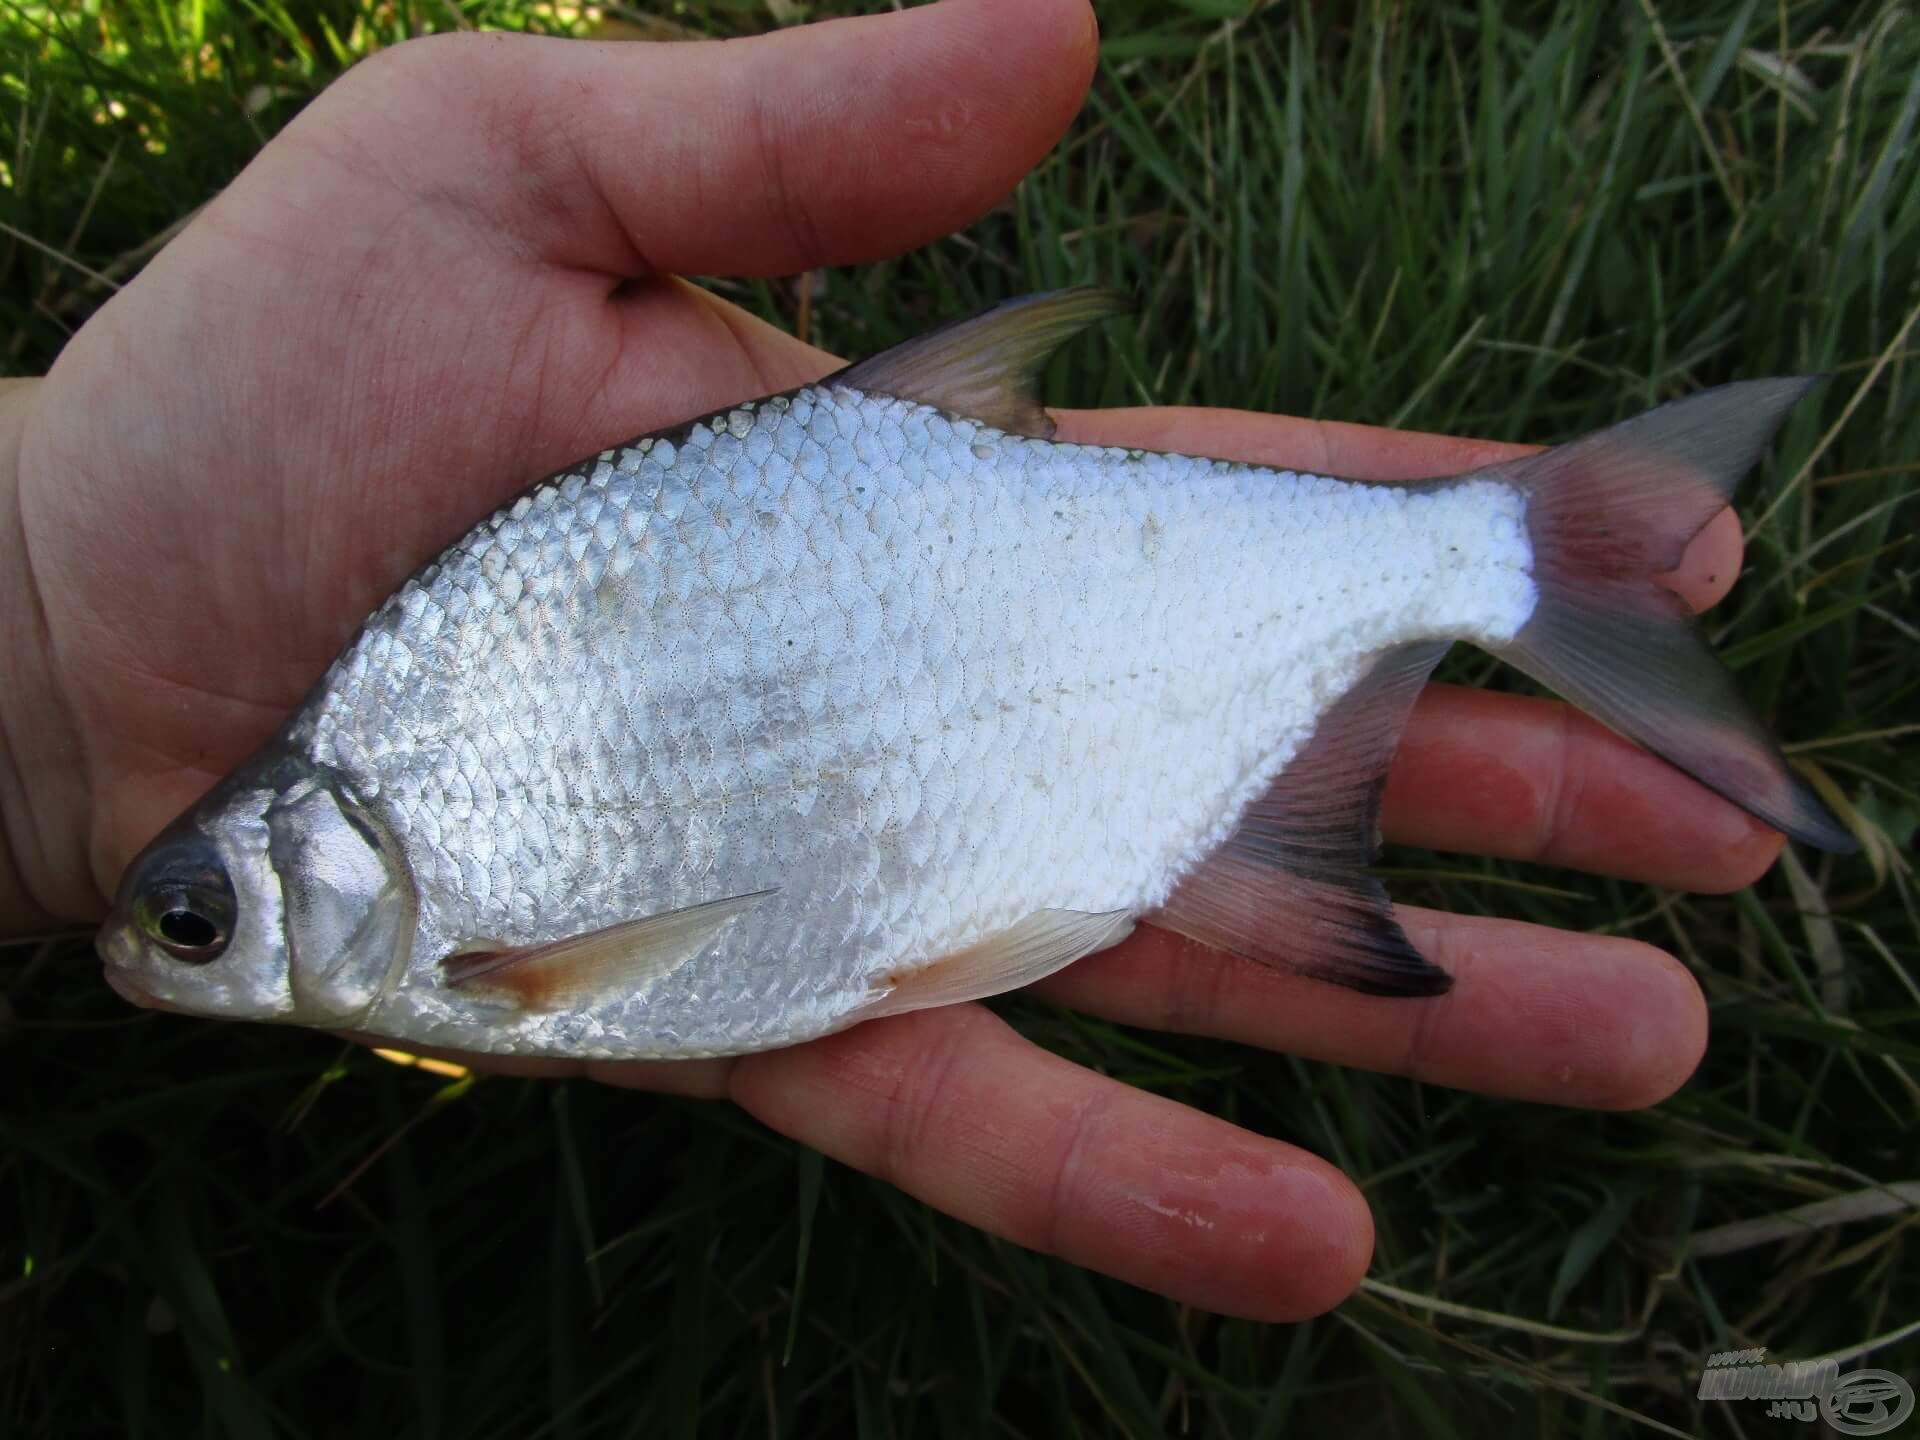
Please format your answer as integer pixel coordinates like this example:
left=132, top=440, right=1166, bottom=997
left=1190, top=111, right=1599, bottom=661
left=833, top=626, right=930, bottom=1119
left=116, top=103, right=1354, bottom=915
left=97, top=289, right=1856, bottom=1059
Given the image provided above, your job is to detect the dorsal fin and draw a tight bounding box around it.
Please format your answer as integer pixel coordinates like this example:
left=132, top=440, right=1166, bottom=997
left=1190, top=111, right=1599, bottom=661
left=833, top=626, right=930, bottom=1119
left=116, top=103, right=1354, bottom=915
left=443, top=888, right=776, bottom=1011
left=1153, top=642, right=1454, bottom=997
left=833, top=288, right=1130, bottom=438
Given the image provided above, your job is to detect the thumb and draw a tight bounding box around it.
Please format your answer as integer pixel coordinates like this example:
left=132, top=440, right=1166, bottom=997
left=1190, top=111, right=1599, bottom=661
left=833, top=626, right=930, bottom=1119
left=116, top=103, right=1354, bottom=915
left=298, top=0, right=1098, bottom=278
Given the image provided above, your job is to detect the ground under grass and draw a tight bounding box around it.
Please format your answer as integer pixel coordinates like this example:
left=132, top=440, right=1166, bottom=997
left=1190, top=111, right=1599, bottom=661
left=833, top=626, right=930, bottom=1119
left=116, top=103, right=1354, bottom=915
left=3, top=1, right=1917, bottom=1435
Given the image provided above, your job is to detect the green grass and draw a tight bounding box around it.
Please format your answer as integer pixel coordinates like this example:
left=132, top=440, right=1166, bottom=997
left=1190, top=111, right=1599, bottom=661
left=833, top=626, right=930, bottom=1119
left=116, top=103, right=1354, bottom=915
left=4, top=0, right=1918, bottom=1435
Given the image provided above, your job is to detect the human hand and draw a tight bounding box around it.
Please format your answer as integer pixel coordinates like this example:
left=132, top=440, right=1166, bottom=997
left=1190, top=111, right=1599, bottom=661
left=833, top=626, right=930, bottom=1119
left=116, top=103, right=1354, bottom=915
left=1, top=0, right=1784, bottom=1320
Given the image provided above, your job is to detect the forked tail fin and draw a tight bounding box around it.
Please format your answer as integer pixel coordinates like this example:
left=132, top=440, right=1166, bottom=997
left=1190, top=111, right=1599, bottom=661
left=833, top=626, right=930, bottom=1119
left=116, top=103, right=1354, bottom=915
left=1483, top=377, right=1855, bottom=853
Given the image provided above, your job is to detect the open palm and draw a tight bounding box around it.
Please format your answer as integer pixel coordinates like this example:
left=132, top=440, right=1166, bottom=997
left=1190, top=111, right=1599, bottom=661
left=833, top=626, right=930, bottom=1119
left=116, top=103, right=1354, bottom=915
left=2, top=0, right=1788, bottom=1320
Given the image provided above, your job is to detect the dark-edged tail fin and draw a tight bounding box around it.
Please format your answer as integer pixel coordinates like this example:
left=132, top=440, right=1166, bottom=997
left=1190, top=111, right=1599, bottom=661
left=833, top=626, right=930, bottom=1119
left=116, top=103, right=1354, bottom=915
left=1483, top=377, right=1854, bottom=853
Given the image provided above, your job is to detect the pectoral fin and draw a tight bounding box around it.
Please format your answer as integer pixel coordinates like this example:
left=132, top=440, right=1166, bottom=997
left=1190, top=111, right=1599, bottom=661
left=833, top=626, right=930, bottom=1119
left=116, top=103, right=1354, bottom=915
left=860, top=908, right=1135, bottom=1022
left=1154, top=642, right=1454, bottom=997
left=444, top=889, right=777, bottom=1011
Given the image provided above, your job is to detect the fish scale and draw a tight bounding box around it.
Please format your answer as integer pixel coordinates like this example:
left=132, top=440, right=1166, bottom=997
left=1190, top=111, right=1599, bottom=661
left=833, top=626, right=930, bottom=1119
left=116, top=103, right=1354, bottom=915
left=100, top=291, right=1855, bottom=1058
left=290, top=384, right=1533, bottom=1057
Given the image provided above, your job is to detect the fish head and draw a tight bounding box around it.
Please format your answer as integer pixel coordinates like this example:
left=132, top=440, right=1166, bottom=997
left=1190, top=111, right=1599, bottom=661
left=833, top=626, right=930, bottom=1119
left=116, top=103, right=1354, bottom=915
left=100, top=758, right=416, bottom=1027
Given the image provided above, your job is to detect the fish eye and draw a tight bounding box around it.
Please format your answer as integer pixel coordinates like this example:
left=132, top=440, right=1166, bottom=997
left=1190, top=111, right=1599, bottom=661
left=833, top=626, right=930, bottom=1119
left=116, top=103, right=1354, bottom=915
left=137, top=885, right=234, bottom=964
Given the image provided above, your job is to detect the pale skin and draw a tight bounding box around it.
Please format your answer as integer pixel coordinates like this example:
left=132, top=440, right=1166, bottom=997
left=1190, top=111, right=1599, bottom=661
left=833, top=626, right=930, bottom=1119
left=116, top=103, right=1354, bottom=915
left=0, top=0, right=1785, bottom=1321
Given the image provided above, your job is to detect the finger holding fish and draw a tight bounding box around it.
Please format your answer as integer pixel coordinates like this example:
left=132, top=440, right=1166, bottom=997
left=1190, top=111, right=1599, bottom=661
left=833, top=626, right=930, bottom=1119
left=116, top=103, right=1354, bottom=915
left=727, top=1002, right=1375, bottom=1324
left=436, top=900, right=1703, bottom=1328
left=351, top=997, right=1381, bottom=1324
left=1383, top=684, right=1787, bottom=892
left=1034, top=911, right=1708, bottom=1111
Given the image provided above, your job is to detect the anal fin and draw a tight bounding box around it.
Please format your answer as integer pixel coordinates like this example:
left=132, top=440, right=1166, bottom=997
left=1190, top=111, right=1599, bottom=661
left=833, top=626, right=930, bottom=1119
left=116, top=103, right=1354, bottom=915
left=1154, top=642, right=1453, bottom=998
left=444, top=888, right=777, bottom=1011
left=860, top=908, right=1135, bottom=1022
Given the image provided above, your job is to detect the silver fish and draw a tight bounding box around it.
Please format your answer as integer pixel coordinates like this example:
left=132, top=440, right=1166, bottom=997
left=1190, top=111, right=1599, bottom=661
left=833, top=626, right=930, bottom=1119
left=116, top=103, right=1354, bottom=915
left=99, top=290, right=1853, bottom=1058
